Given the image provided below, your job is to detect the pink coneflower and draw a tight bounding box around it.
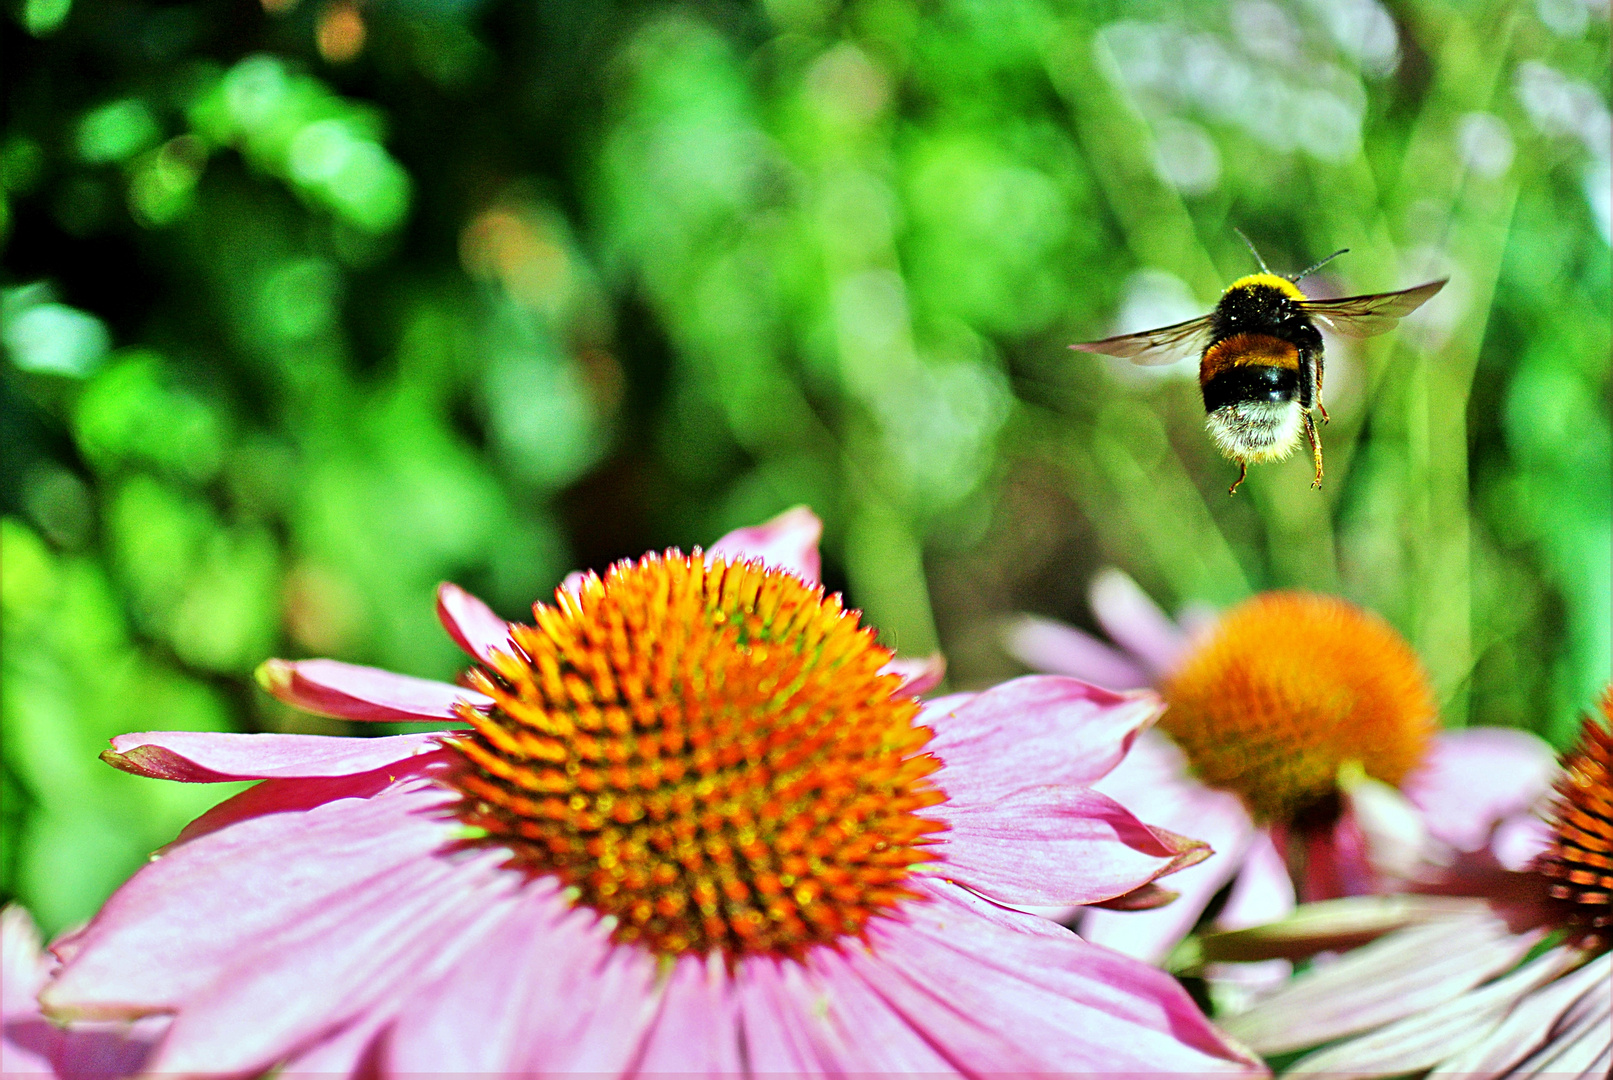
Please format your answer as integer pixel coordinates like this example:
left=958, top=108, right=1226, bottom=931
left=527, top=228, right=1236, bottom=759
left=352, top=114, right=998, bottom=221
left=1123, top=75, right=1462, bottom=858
left=40, top=510, right=1264, bottom=1075
left=1201, top=695, right=1613, bottom=1076
left=2, top=906, right=163, bottom=1078
left=1005, top=570, right=1559, bottom=964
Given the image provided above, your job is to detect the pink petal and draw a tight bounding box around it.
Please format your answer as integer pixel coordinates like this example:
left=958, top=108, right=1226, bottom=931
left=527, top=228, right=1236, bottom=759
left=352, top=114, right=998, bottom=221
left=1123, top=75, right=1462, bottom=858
left=729, top=959, right=838, bottom=1073
left=102, top=731, right=448, bottom=783
left=256, top=658, right=490, bottom=722
left=144, top=847, right=518, bottom=1076
left=167, top=761, right=448, bottom=849
left=880, top=653, right=945, bottom=698
left=635, top=954, right=746, bottom=1073
left=1493, top=812, right=1554, bottom=871
left=1214, top=828, right=1296, bottom=931
left=2, top=1012, right=166, bottom=1080
left=924, top=675, right=1163, bottom=803
left=935, top=787, right=1209, bottom=907
left=435, top=582, right=514, bottom=663
left=2, top=907, right=48, bottom=1017
left=778, top=948, right=961, bottom=1072
left=1078, top=731, right=1258, bottom=962
left=275, top=1010, right=394, bottom=1078
left=1436, top=951, right=1611, bottom=1077
left=1001, top=614, right=1150, bottom=689
left=1402, top=727, right=1557, bottom=853
left=1089, top=567, right=1190, bottom=676
left=557, top=569, right=589, bottom=599
left=43, top=780, right=461, bottom=1020
left=1287, top=946, right=1579, bottom=1075
left=1220, top=906, right=1548, bottom=1054
left=385, top=882, right=661, bottom=1073
left=852, top=880, right=1264, bottom=1073
left=706, top=505, right=823, bottom=584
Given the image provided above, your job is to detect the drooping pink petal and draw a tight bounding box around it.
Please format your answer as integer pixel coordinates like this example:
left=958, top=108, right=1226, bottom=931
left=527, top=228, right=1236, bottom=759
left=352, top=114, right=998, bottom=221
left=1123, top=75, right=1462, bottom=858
left=635, top=954, right=746, bottom=1073
left=1220, top=907, right=1549, bottom=1054
left=935, top=787, right=1208, bottom=907
left=275, top=1010, right=394, bottom=1079
left=1001, top=614, right=1150, bottom=689
left=435, top=582, right=514, bottom=663
left=256, top=658, right=490, bottom=722
left=880, top=653, right=945, bottom=698
left=776, top=948, right=964, bottom=1072
left=1435, top=951, right=1611, bottom=1077
left=4, top=907, right=165, bottom=1079
left=852, top=880, right=1265, bottom=1073
left=143, top=846, right=518, bottom=1076
left=729, top=959, right=835, bottom=1074
left=1492, top=812, right=1554, bottom=871
left=924, top=676, right=1163, bottom=803
left=1286, top=946, right=1580, bottom=1075
left=707, top=505, right=823, bottom=584
left=1214, top=829, right=1297, bottom=931
left=43, top=780, right=461, bottom=1020
left=166, top=755, right=453, bottom=848
left=1089, top=567, right=1191, bottom=677
left=384, top=881, right=661, bottom=1073
left=2, top=907, right=46, bottom=1020
left=1341, top=770, right=1440, bottom=882
left=102, top=731, right=448, bottom=783
left=1401, top=727, right=1557, bottom=853
left=1076, top=730, right=1259, bottom=962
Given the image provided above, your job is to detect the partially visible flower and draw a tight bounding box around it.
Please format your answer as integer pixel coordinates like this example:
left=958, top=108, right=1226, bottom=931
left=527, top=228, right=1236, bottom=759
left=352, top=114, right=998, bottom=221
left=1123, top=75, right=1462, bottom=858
left=40, top=510, right=1264, bottom=1076
left=1198, top=695, right=1613, bottom=1077
left=2, top=906, right=163, bottom=1078
left=1005, top=570, right=1558, bottom=964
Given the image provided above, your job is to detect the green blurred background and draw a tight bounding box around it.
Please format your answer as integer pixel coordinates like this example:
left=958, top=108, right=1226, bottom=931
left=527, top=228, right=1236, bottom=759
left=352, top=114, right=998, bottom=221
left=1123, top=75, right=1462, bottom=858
left=3, top=0, right=1607, bottom=934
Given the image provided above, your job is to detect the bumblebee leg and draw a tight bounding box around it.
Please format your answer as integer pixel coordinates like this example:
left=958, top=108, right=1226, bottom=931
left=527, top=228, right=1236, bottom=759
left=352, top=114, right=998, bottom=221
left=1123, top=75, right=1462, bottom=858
left=1304, top=412, right=1324, bottom=488
left=1316, top=356, right=1329, bottom=422
left=1228, top=460, right=1248, bottom=496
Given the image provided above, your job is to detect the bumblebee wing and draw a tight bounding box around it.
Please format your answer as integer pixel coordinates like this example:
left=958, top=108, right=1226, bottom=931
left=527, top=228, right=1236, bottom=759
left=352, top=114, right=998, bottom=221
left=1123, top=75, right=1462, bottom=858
left=1296, top=279, right=1447, bottom=338
left=1070, top=314, right=1213, bottom=366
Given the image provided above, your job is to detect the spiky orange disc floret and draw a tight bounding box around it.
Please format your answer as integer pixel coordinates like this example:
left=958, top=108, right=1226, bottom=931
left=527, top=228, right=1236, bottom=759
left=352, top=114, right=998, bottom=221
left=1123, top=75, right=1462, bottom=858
left=444, top=551, right=947, bottom=961
left=1160, top=592, right=1437, bottom=823
left=1535, top=693, right=1613, bottom=952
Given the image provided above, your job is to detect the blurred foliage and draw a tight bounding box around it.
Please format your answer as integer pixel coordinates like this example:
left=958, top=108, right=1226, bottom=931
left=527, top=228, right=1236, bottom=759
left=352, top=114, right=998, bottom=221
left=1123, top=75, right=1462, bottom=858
left=2, top=0, right=1607, bottom=932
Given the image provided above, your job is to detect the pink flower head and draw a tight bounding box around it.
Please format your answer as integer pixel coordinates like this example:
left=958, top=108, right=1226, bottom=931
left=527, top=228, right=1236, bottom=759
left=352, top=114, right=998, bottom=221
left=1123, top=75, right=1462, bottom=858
left=41, top=509, right=1263, bottom=1076
left=1005, top=569, right=1559, bottom=965
left=1201, top=697, right=1613, bottom=1076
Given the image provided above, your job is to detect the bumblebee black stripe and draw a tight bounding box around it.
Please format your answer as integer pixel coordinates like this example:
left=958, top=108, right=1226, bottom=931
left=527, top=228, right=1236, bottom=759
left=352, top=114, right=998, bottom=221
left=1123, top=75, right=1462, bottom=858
left=1201, top=365, right=1298, bottom=412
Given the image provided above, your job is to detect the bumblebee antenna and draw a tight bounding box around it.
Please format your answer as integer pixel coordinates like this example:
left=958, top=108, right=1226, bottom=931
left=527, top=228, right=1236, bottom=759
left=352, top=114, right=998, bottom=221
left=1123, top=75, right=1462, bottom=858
left=1293, top=248, right=1349, bottom=282
left=1233, top=228, right=1272, bottom=273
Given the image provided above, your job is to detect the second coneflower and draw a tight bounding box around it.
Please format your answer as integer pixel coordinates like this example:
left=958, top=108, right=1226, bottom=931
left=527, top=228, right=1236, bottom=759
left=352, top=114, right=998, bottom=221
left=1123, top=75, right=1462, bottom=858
left=40, top=510, right=1262, bottom=1076
left=1200, top=693, right=1612, bottom=1077
left=1005, top=572, right=1559, bottom=963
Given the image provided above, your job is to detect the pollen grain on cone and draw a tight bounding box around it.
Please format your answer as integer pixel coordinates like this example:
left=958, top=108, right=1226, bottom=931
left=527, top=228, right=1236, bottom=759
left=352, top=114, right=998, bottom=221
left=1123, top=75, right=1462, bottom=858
left=1160, top=591, right=1436, bottom=823
left=1535, top=694, right=1613, bottom=951
left=444, top=551, right=946, bottom=961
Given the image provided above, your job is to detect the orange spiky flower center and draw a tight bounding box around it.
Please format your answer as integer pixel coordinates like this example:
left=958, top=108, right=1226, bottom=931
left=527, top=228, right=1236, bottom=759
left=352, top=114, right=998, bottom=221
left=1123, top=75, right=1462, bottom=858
left=1534, top=694, right=1613, bottom=952
left=1160, top=592, right=1437, bottom=823
left=444, top=551, right=947, bottom=961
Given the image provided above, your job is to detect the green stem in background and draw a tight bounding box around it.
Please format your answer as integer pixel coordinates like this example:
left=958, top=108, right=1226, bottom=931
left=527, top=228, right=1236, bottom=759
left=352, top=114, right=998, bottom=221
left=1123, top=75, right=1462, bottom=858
left=844, top=496, right=940, bottom=658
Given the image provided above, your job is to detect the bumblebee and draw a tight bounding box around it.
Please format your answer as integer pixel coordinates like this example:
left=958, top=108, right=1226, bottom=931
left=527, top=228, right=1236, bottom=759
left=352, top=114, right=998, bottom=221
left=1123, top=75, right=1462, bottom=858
left=1074, top=238, right=1446, bottom=494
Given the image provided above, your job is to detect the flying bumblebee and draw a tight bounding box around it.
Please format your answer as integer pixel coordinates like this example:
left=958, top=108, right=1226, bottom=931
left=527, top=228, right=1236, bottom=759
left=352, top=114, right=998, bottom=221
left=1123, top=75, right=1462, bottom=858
left=1073, top=237, right=1446, bottom=494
